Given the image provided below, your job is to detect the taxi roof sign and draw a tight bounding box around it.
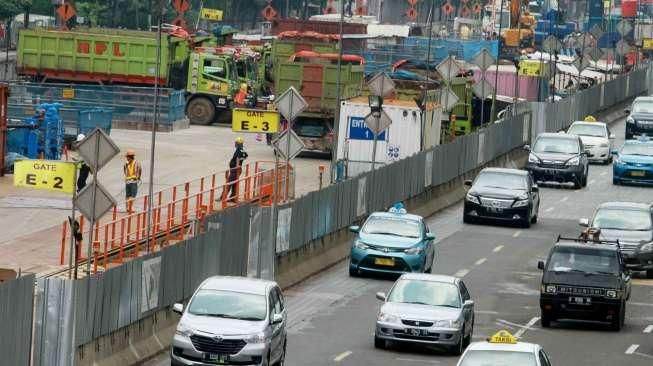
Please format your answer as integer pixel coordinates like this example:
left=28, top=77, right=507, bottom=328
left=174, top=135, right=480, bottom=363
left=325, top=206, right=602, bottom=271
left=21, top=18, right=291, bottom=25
left=488, top=330, right=518, bottom=344
left=389, top=202, right=407, bottom=214
left=583, top=115, right=597, bottom=122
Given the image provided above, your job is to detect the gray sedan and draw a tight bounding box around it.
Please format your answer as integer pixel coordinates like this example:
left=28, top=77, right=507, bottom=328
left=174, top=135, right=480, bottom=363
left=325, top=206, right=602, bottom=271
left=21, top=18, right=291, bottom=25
left=374, top=273, right=475, bottom=355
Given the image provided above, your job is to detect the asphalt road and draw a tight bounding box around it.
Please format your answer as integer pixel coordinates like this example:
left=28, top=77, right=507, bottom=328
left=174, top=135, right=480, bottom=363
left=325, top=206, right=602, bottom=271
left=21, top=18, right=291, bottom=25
left=146, top=116, right=653, bottom=365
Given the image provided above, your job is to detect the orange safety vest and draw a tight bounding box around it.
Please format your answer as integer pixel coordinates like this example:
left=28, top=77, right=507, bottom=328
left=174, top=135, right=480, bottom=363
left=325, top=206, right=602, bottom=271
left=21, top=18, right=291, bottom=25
left=124, top=160, right=141, bottom=182
left=234, top=90, right=247, bottom=105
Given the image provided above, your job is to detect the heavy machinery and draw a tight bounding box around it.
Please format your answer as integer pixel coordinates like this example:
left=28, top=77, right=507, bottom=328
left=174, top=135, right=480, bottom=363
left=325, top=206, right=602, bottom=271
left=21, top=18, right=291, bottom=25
left=16, top=27, right=250, bottom=125
left=502, top=0, right=537, bottom=57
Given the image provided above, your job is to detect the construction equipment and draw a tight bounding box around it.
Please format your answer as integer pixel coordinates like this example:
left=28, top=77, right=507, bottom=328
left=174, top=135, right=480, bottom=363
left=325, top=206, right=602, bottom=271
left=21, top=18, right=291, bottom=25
left=502, top=0, right=536, bottom=56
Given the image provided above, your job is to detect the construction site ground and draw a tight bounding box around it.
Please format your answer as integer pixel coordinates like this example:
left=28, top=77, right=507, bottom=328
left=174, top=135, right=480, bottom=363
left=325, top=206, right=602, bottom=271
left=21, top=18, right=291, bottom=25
left=0, top=125, right=331, bottom=276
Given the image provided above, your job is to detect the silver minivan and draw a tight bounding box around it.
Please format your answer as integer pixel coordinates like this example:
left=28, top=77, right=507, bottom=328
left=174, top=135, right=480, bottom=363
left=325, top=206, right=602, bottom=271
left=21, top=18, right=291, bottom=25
left=171, top=276, right=287, bottom=366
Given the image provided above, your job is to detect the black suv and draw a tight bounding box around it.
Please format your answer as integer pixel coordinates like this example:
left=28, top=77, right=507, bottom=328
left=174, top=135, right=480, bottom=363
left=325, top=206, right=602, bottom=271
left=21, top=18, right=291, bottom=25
left=538, top=237, right=631, bottom=331
left=463, top=168, right=540, bottom=228
left=525, top=133, right=589, bottom=188
left=625, top=96, right=653, bottom=140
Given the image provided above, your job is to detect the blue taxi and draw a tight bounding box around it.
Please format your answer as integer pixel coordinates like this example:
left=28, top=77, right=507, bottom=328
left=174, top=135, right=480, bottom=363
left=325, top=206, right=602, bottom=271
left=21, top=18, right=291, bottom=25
left=612, top=137, right=653, bottom=186
left=348, top=204, right=436, bottom=276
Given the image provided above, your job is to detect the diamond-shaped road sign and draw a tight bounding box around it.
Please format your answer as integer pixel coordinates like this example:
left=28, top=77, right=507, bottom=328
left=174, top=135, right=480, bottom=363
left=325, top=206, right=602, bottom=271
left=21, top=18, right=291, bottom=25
left=367, top=72, right=396, bottom=98
left=364, top=110, right=393, bottom=137
left=584, top=47, right=603, bottom=61
left=436, top=56, right=462, bottom=82
left=473, top=48, right=496, bottom=71
left=542, top=35, right=563, bottom=54
left=615, top=39, right=632, bottom=56
left=74, top=182, right=117, bottom=222
left=276, top=86, right=308, bottom=122
left=472, top=79, right=494, bottom=100
left=590, top=24, right=604, bottom=40
left=616, top=20, right=633, bottom=36
left=76, top=128, right=120, bottom=172
left=272, top=129, right=305, bottom=160
left=440, top=87, right=460, bottom=112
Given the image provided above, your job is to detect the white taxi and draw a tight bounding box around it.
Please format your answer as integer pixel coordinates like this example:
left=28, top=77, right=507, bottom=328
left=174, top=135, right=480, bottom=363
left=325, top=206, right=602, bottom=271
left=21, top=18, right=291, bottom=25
left=566, top=120, right=615, bottom=164
left=456, top=330, right=552, bottom=366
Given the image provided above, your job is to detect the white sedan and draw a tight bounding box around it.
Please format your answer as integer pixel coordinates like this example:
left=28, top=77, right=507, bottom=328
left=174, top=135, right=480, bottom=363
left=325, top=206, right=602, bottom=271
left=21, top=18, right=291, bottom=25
left=566, top=121, right=615, bottom=164
left=456, top=330, right=552, bottom=366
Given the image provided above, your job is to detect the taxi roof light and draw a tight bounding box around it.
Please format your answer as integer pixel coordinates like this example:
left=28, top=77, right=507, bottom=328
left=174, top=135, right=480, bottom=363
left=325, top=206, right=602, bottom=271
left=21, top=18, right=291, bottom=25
left=388, top=202, right=407, bottom=214
left=488, top=330, right=518, bottom=344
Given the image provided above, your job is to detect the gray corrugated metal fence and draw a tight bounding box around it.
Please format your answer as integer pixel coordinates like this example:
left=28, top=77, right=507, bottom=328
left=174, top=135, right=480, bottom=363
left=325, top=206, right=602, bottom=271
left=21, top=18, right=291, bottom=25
left=0, top=275, right=34, bottom=366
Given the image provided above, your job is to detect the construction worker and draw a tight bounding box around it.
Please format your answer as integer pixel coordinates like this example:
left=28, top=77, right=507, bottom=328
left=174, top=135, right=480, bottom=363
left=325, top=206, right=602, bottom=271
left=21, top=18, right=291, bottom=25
left=123, top=149, right=142, bottom=213
left=74, top=134, right=91, bottom=192
left=225, top=137, right=248, bottom=202
left=234, top=83, right=249, bottom=106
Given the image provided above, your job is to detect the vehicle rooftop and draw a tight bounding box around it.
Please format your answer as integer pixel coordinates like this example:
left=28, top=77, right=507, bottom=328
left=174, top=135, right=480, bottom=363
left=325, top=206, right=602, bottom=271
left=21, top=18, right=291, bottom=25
left=480, top=167, right=529, bottom=176
left=200, top=276, right=276, bottom=295
left=537, top=132, right=579, bottom=140
left=554, top=240, right=619, bottom=251
left=634, top=96, right=653, bottom=102
left=571, top=121, right=606, bottom=126
left=371, top=211, right=423, bottom=221
left=466, top=340, right=538, bottom=353
left=399, top=273, right=458, bottom=283
left=597, top=201, right=652, bottom=210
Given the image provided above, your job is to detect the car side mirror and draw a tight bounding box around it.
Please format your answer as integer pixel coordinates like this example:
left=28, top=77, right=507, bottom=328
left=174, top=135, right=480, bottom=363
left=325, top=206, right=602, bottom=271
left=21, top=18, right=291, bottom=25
left=611, top=149, right=619, bottom=155
left=464, top=300, right=474, bottom=307
left=173, top=303, right=184, bottom=314
left=425, top=232, right=436, bottom=240
left=376, top=292, right=387, bottom=301
left=349, top=225, right=360, bottom=233
left=523, top=144, right=531, bottom=151
left=464, top=179, right=473, bottom=187
left=579, top=218, right=589, bottom=227
left=532, top=186, right=539, bottom=193
left=272, top=313, right=283, bottom=324
left=537, top=260, right=545, bottom=270
left=609, top=133, right=616, bottom=140
left=624, top=108, right=630, bottom=114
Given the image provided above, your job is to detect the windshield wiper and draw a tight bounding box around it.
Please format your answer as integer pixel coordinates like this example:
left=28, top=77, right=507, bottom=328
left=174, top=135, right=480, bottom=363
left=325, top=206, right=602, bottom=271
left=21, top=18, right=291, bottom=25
left=369, top=232, right=403, bottom=237
left=235, top=316, right=265, bottom=321
left=403, top=301, right=432, bottom=306
left=588, top=271, right=617, bottom=276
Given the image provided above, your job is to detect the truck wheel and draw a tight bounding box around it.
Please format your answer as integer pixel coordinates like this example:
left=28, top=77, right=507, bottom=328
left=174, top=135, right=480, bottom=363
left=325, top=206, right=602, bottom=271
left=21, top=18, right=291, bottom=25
left=187, top=97, right=215, bottom=125
left=610, top=302, right=625, bottom=331
left=541, top=310, right=552, bottom=328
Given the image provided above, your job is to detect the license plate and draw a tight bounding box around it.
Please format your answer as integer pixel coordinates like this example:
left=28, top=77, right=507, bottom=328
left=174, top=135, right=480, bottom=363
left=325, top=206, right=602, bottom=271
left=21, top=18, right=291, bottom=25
left=408, top=328, right=427, bottom=336
left=204, top=353, right=229, bottom=363
left=545, top=169, right=557, bottom=175
left=630, top=171, right=646, bottom=177
left=488, top=207, right=504, bottom=213
left=569, top=297, right=591, bottom=305
left=374, top=257, right=395, bottom=266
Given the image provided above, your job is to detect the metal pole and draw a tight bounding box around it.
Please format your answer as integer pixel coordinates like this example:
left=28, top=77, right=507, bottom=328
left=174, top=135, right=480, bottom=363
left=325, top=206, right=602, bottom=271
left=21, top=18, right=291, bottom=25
left=5, top=20, right=10, bottom=80
left=371, top=118, right=378, bottom=170
left=262, top=153, right=279, bottom=279
left=196, top=0, right=205, bottom=30
left=284, top=101, right=293, bottom=203
left=490, top=0, right=506, bottom=123
left=68, top=168, right=78, bottom=279
left=86, top=137, right=100, bottom=276
left=146, top=0, right=163, bottom=253
left=426, top=0, right=435, bottom=79
left=330, top=0, right=346, bottom=183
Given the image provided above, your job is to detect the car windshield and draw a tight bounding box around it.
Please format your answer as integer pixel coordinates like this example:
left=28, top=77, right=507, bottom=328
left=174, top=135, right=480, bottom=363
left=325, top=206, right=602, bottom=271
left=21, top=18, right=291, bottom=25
left=592, top=208, right=653, bottom=231
left=187, top=289, right=267, bottom=321
left=387, top=279, right=461, bottom=308
left=567, top=124, right=606, bottom=137
left=458, top=350, right=537, bottom=366
left=621, top=143, right=653, bottom=156
left=548, top=247, right=619, bottom=275
left=533, top=136, right=579, bottom=154
left=294, top=119, right=328, bottom=137
left=362, top=217, right=421, bottom=238
left=633, top=100, right=653, bottom=113
left=474, top=171, right=527, bottom=190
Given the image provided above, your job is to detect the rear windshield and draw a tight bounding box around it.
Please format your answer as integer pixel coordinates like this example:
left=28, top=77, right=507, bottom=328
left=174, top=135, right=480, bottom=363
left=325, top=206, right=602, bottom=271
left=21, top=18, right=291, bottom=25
left=567, top=124, right=606, bottom=137
left=533, top=136, right=580, bottom=154
left=548, top=247, right=619, bottom=275
left=592, top=208, right=653, bottom=231
left=458, top=350, right=537, bottom=366
left=633, top=100, right=653, bottom=113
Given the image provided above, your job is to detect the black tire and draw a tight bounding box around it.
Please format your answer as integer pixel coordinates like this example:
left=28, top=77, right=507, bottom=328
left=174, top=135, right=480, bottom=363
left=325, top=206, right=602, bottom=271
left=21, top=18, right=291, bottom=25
left=626, top=132, right=633, bottom=140
left=610, top=302, right=625, bottom=331
left=463, top=214, right=475, bottom=224
left=541, top=310, right=552, bottom=328
left=573, top=176, right=582, bottom=189
left=450, top=327, right=466, bottom=356
left=374, top=336, right=386, bottom=349
left=531, top=212, right=538, bottom=224
left=348, top=266, right=359, bottom=277
left=276, top=342, right=286, bottom=366
left=187, top=97, right=216, bottom=125
left=521, top=215, right=531, bottom=228
left=613, top=177, right=620, bottom=185
left=646, top=270, right=653, bottom=279
left=581, top=172, right=588, bottom=187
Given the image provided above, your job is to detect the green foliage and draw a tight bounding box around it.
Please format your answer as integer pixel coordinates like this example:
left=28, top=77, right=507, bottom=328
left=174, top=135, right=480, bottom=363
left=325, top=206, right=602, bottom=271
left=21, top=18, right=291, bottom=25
left=0, top=0, right=31, bottom=21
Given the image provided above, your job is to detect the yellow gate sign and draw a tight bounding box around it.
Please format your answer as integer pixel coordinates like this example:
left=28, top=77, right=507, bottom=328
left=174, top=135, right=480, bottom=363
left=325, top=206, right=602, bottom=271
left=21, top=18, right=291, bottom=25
left=13, top=160, right=76, bottom=194
left=232, top=108, right=280, bottom=133
left=519, top=60, right=543, bottom=77
left=201, top=8, right=224, bottom=21
left=643, top=38, right=653, bottom=50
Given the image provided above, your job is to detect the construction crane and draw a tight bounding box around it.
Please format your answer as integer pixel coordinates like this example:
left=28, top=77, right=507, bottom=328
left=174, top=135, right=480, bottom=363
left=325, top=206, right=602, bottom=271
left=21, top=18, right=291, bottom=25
left=501, top=0, right=536, bottom=57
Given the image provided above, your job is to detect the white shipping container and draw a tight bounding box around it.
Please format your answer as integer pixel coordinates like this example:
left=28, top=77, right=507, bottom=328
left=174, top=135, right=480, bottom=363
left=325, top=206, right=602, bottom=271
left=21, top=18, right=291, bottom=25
left=337, top=97, right=442, bottom=178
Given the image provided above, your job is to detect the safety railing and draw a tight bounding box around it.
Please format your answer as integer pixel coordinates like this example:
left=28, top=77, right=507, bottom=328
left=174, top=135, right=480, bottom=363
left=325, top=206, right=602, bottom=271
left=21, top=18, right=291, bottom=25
left=58, top=161, right=294, bottom=276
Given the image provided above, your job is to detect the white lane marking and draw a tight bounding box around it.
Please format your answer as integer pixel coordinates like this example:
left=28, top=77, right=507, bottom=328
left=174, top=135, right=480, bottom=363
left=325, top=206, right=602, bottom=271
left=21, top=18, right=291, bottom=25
left=560, top=196, right=568, bottom=202
left=476, top=310, right=500, bottom=315
left=630, top=302, right=653, bottom=307
left=626, top=345, right=640, bottom=355
left=545, top=207, right=554, bottom=213
left=589, top=179, right=596, bottom=185
left=454, top=269, right=470, bottom=278
left=475, top=258, right=487, bottom=266
left=395, top=358, right=440, bottom=364
left=515, top=317, right=540, bottom=338
left=334, top=351, right=352, bottom=362
left=644, top=325, right=653, bottom=333
left=600, top=171, right=607, bottom=176
left=493, top=245, right=504, bottom=253
left=512, top=230, right=522, bottom=238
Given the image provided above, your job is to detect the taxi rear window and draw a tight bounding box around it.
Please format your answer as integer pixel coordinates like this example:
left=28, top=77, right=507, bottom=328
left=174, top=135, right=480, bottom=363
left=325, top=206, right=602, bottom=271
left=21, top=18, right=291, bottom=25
left=458, top=350, right=536, bottom=366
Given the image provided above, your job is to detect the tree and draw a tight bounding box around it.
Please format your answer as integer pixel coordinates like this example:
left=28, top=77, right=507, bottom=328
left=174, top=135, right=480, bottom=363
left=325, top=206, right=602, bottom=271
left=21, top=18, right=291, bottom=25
left=0, top=0, right=31, bottom=21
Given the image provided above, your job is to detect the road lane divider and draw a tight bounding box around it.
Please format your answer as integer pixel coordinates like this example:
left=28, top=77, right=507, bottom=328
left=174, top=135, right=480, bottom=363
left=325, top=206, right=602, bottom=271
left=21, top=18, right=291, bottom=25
left=625, top=344, right=640, bottom=354
left=493, top=245, right=504, bottom=253
left=515, top=317, right=540, bottom=337
left=644, top=325, right=653, bottom=333
left=512, top=230, right=522, bottom=238
left=560, top=196, right=568, bottom=202
left=333, top=351, right=352, bottom=362
left=544, top=207, right=554, bottom=213
left=475, top=258, right=487, bottom=266
left=453, top=269, right=470, bottom=278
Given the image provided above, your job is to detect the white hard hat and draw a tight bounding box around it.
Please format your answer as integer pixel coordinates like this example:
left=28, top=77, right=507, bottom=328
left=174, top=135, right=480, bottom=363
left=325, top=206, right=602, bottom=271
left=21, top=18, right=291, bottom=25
left=76, top=134, right=85, bottom=142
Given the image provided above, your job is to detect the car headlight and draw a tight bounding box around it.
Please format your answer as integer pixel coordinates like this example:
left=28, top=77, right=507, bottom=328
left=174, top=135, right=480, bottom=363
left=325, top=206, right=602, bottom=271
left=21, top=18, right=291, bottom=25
left=542, top=284, right=557, bottom=294
left=404, top=246, right=423, bottom=255
left=627, top=116, right=635, bottom=124
left=513, top=199, right=529, bottom=208
left=245, top=332, right=269, bottom=344
left=377, top=312, right=400, bottom=324
left=354, top=240, right=370, bottom=250
left=175, top=323, right=194, bottom=337
left=466, top=193, right=480, bottom=204
left=640, top=242, right=653, bottom=252
left=613, top=157, right=623, bottom=165
left=528, top=153, right=539, bottom=163
left=566, top=156, right=580, bottom=166
left=599, top=143, right=609, bottom=147
left=606, top=290, right=618, bottom=299
left=435, top=319, right=462, bottom=328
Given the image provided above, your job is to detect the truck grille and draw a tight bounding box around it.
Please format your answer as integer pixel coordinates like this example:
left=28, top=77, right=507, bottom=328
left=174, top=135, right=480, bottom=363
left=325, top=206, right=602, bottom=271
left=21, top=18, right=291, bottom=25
left=479, top=197, right=513, bottom=208
left=540, top=161, right=566, bottom=169
left=555, top=285, right=606, bottom=296
left=189, top=335, right=246, bottom=355
left=367, top=243, right=405, bottom=253
left=637, top=120, right=653, bottom=129
left=619, top=242, right=639, bottom=254
left=401, top=319, right=434, bottom=327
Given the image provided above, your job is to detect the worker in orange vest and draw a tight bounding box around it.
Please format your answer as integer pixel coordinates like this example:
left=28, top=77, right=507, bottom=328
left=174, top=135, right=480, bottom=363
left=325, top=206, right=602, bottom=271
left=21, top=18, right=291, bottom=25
left=234, top=83, right=249, bottom=106
left=123, top=149, right=142, bottom=213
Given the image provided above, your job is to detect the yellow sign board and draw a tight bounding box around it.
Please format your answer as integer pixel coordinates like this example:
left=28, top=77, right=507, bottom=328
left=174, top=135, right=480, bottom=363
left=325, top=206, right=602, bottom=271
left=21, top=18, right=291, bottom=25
left=62, top=88, right=75, bottom=99
left=201, top=8, right=224, bottom=21
left=232, top=108, right=280, bottom=133
left=643, top=38, right=653, bottom=50
left=13, top=160, right=76, bottom=194
left=519, top=60, right=543, bottom=77
left=489, top=330, right=518, bottom=344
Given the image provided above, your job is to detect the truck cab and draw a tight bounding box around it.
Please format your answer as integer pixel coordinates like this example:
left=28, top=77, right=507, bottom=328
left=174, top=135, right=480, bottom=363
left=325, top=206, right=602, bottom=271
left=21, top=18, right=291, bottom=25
left=185, top=52, right=238, bottom=125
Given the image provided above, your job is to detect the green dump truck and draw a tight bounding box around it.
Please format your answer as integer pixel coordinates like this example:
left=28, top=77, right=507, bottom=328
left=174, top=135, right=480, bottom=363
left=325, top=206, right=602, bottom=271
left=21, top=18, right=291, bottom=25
left=16, top=28, right=243, bottom=125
